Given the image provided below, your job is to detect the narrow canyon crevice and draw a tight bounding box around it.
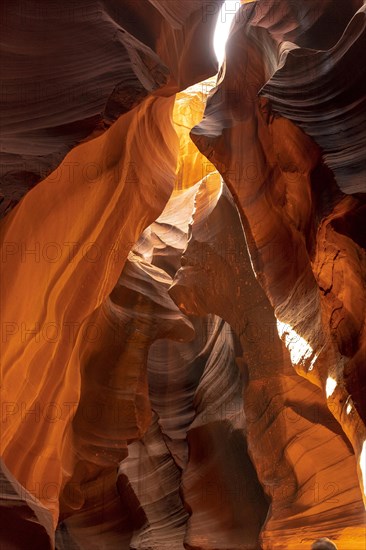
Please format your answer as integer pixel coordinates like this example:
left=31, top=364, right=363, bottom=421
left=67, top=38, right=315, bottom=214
left=0, top=1, right=365, bottom=549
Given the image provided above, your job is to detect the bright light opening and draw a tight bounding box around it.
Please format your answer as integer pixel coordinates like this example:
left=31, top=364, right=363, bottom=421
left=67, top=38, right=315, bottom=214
left=276, top=320, right=314, bottom=367
left=325, top=376, right=337, bottom=398
left=213, top=1, right=242, bottom=65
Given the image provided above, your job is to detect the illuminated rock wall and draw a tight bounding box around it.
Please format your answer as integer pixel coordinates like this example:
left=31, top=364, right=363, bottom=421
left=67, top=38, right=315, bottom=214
left=189, top=1, right=366, bottom=546
left=1, top=1, right=365, bottom=549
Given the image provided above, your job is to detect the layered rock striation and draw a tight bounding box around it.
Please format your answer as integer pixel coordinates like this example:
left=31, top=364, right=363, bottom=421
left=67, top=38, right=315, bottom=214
left=1, top=0, right=365, bottom=549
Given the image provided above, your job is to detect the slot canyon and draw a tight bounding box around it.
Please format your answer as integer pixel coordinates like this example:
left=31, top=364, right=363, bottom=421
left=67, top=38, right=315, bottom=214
left=0, top=1, right=365, bottom=548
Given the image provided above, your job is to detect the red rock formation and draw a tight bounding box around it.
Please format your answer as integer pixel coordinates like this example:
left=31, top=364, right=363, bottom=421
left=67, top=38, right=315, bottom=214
left=0, top=459, right=54, bottom=550
left=170, top=176, right=366, bottom=548
left=1, top=94, right=179, bottom=525
left=56, top=181, right=268, bottom=548
left=1, top=0, right=365, bottom=548
left=56, top=248, right=194, bottom=548
left=173, top=79, right=216, bottom=190
left=0, top=0, right=221, bottom=215
left=0, top=0, right=221, bottom=537
left=188, top=0, right=366, bottom=545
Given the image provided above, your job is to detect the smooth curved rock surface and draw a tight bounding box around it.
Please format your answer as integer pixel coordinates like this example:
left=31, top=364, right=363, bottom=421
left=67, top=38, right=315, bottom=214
left=0, top=0, right=221, bottom=530
left=261, top=2, right=366, bottom=194
left=0, top=459, right=54, bottom=550
left=191, top=0, right=366, bottom=520
left=170, top=173, right=365, bottom=548
left=0, top=0, right=221, bottom=216
left=1, top=0, right=365, bottom=548
left=1, top=94, right=179, bottom=525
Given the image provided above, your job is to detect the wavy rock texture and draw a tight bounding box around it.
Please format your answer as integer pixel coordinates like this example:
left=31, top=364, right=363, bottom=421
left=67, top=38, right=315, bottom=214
left=0, top=458, right=54, bottom=550
left=188, top=0, right=366, bottom=546
left=0, top=0, right=221, bottom=535
left=1, top=0, right=365, bottom=548
left=261, top=2, right=366, bottom=194
left=56, top=251, right=194, bottom=549
left=0, top=0, right=221, bottom=216
left=173, top=79, right=216, bottom=190
left=57, top=181, right=267, bottom=549
left=1, top=93, right=179, bottom=526
left=170, top=175, right=365, bottom=549
left=181, top=316, right=267, bottom=550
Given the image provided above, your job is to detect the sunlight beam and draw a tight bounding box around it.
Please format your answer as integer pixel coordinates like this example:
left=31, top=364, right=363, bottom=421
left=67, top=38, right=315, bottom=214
left=213, top=1, right=242, bottom=65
